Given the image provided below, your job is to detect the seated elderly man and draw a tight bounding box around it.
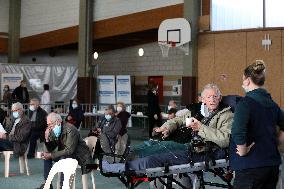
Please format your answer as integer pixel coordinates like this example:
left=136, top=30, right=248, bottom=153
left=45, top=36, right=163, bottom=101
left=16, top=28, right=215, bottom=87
left=0, top=102, right=31, bottom=157
left=127, top=83, right=233, bottom=170
left=27, top=98, right=48, bottom=159
left=36, top=112, right=92, bottom=189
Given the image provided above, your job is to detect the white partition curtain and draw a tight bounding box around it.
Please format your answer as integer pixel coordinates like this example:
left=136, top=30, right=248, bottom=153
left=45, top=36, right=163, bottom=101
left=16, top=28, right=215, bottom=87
left=0, top=63, right=77, bottom=102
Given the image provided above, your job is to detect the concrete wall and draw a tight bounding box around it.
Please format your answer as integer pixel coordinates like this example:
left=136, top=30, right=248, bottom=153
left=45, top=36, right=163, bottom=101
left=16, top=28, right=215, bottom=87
left=20, top=0, right=80, bottom=37
left=0, top=54, right=8, bottom=63
left=93, top=0, right=183, bottom=21
left=20, top=0, right=183, bottom=37
left=96, top=42, right=184, bottom=76
left=0, top=0, right=9, bottom=33
left=19, top=49, right=78, bottom=65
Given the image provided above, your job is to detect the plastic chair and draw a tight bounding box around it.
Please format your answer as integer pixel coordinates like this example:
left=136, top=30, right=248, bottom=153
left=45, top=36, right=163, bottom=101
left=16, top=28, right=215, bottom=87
left=2, top=144, right=30, bottom=177
left=44, top=158, right=78, bottom=189
left=56, top=137, right=96, bottom=189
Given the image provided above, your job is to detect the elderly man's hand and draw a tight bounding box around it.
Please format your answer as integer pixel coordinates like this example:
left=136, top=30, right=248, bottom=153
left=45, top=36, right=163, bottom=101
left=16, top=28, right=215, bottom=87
left=162, top=129, right=170, bottom=138
left=188, top=118, right=202, bottom=131
left=45, top=128, right=51, bottom=142
left=42, top=152, right=52, bottom=160
left=236, top=143, right=255, bottom=156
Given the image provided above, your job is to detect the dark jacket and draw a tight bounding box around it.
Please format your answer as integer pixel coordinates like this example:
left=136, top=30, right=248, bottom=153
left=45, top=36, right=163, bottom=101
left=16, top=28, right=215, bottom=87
left=12, top=86, right=29, bottom=103
left=0, top=107, right=5, bottom=125
left=29, top=106, right=48, bottom=141
left=117, top=111, right=131, bottom=136
left=45, top=123, right=93, bottom=174
left=147, top=90, right=161, bottom=116
left=6, top=116, right=31, bottom=157
left=230, top=88, right=284, bottom=170
left=66, top=103, right=84, bottom=129
left=98, top=116, right=122, bottom=148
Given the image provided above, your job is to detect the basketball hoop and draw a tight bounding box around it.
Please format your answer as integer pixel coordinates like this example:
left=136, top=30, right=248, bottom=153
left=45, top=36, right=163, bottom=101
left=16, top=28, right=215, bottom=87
left=158, top=41, right=177, bottom=58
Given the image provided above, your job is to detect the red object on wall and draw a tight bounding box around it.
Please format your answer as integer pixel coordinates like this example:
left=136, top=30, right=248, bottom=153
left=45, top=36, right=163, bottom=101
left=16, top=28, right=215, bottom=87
left=148, top=76, right=163, bottom=103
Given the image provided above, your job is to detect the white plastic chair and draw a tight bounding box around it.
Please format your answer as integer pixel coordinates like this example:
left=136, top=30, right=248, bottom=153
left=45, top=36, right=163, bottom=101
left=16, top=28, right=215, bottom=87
left=44, top=158, right=78, bottom=189
left=2, top=144, right=30, bottom=177
left=56, top=137, right=97, bottom=189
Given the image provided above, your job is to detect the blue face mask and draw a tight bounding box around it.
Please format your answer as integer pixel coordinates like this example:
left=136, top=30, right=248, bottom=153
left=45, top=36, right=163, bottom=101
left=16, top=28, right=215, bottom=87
left=12, top=111, right=19, bottom=119
left=105, top=114, right=112, bottom=121
left=53, top=124, right=61, bottom=138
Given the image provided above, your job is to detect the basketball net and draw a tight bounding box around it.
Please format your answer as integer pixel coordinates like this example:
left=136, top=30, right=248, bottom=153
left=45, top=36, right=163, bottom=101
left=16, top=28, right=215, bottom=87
left=158, top=41, right=189, bottom=57
left=158, top=41, right=176, bottom=58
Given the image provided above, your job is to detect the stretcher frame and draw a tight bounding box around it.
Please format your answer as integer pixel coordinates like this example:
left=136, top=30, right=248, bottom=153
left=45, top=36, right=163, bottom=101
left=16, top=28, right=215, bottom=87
left=96, top=153, right=233, bottom=189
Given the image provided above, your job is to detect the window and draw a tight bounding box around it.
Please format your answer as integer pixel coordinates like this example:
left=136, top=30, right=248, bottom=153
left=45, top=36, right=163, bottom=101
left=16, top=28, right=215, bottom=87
left=265, top=0, right=284, bottom=27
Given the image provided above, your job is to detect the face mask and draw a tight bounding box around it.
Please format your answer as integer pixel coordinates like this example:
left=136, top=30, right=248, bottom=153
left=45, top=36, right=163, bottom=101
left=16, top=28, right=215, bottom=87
left=117, top=106, right=122, bottom=112
left=72, top=103, right=78, bottom=109
left=53, top=124, right=61, bottom=138
left=3, top=88, right=8, bottom=92
left=242, top=85, right=250, bottom=93
left=105, top=114, right=112, bottom=121
left=168, top=106, right=172, bottom=110
left=29, top=105, right=35, bottom=111
left=153, top=90, right=157, bottom=95
left=200, top=103, right=209, bottom=117
left=13, top=111, right=19, bottom=119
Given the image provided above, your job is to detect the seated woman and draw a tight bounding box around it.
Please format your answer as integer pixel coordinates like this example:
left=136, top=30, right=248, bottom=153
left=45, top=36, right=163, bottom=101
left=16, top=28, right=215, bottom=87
left=115, top=101, right=131, bottom=136
left=88, top=105, right=123, bottom=158
left=126, top=84, right=233, bottom=170
left=66, top=99, right=84, bottom=129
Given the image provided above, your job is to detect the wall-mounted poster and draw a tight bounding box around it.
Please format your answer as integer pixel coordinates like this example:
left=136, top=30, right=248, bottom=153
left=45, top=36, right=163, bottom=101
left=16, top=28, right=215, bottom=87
left=116, top=75, right=131, bottom=104
left=98, top=75, right=116, bottom=104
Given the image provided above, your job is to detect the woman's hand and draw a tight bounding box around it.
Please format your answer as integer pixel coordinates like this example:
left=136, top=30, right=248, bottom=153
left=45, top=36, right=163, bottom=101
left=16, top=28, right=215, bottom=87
left=236, top=142, right=255, bottom=156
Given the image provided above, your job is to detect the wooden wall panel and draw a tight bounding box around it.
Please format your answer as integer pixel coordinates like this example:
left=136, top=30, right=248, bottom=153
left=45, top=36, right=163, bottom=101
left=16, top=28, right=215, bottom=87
left=197, top=34, right=215, bottom=93
left=214, top=32, right=246, bottom=96
left=247, top=31, right=282, bottom=105
left=282, top=31, right=284, bottom=107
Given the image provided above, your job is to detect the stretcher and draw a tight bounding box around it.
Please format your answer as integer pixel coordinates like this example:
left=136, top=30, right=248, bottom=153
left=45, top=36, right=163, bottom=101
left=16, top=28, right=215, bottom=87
left=96, top=153, right=233, bottom=189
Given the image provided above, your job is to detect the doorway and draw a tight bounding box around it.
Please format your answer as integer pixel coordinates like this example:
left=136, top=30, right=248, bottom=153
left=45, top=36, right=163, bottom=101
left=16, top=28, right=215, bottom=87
left=148, top=76, right=163, bottom=103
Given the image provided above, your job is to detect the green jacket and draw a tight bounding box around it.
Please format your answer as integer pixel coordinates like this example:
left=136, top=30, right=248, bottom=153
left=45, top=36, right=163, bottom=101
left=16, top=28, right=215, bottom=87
left=160, top=106, right=233, bottom=148
left=45, top=123, right=93, bottom=174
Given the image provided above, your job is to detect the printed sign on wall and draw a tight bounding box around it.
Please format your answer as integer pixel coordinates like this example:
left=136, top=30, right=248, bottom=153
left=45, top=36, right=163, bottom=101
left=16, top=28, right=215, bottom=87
left=1, top=73, right=23, bottom=100
left=116, top=75, right=131, bottom=104
left=98, top=75, right=116, bottom=104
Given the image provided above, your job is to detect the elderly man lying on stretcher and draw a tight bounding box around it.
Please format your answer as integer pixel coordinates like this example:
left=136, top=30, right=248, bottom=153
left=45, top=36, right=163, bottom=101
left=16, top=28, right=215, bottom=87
left=126, top=83, right=233, bottom=171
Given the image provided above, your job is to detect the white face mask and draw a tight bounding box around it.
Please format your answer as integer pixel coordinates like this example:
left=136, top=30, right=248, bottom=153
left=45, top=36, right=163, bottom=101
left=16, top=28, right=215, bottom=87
left=117, top=106, right=122, bottom=112
left=242, top=85, right=250, bottom=93
left=29, top=105, right=35, bottom=111
left=200, top=103, right=209, bottom=117
left=72, top=103, right=78, bottom=109
left=168, top=106, right=172, bottom=110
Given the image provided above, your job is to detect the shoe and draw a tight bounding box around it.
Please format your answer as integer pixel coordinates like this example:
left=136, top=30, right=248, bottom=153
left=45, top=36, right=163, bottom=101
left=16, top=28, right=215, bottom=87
left=36, top=183, right=53, bottom=189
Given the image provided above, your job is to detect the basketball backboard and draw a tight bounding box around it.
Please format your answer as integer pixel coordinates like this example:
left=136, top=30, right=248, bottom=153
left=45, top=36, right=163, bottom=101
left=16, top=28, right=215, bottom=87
left=158, top=18, right=191, bottom=57
left=158, top=18, right=191, bottom=47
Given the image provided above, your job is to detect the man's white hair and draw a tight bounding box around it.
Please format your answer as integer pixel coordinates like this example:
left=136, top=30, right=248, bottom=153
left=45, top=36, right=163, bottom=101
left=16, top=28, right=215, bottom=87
left=12, top=102, right=23, bottom=110
left=201, top=83, right=222, bottom=97
left=30, top=98, right=39, bottom=103
left=47, top=112, right=62, bottom=123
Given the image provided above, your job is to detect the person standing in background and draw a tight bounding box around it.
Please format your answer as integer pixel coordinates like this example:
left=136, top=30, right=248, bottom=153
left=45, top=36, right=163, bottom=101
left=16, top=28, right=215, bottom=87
left=66, top=99, right=84, bottom=129
left=2, top=85, right=13, bottom=107
left=12, top=80, right=29, bottom=103
left=41, top=84, right=51, bottom=113
left=147, top=83, right=162, bottom=138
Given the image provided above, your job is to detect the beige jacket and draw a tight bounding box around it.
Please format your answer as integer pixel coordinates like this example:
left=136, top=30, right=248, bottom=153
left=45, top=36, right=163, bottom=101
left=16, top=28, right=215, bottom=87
left=160, top=107, right=233, bottom=148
